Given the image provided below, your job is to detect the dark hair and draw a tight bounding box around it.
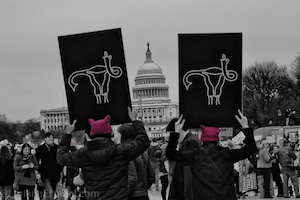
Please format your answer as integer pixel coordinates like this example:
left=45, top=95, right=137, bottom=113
left=81, top=134, right=88, bottom=146
left=85, top=126, right=91, bottom=137
left=21, top=143, right=32, bottom=156
left=118, top=124, right=136, bottom=144
left=45, top=132, right=54, bottom=138
left=269, top=144, right=275, bottom=154
left=166, top=118, right=179, bottom=132
left=0, top=145, right=12, bottom=164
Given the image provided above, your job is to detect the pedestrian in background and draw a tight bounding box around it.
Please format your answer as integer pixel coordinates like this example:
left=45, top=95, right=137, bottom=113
left=13, top=143, right=39, bottom=200
left=269, top=143, right=284, bottom=197
left=257, top=140, right=274, bottom=198
left=119, top=123, right=154, bottom=200
left=64, top=139, right=79, bottom=200
left=278, top=139, right=300, bottom=198
left=155, top=143, right=169, bottom=200
left=165, top=117, right=199, bottom=200
left=35, top=132, right=63, bottom=200
left=0, top=145, right=15, bottom=200
left=147, top=138, right=161, bottom=191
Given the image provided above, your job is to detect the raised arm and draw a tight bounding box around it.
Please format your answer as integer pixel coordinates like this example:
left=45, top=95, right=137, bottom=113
left=57, top=120, right=82, bottom=168
left=231, top=110, right=258, bottom=162
left=166, top=115, right=200, bottom=165
left=122, top=107, right=150, bottom=161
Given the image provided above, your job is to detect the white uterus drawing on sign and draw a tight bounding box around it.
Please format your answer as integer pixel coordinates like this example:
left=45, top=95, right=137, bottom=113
left=68, top=51, right=123, bottom=104
left=182, top=54, right=238, bottom=105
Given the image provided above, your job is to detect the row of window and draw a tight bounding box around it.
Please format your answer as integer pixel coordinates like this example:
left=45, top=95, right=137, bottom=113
left=150, top=132, right=163, bottom=138
left=135, top=78, right=165, bottom=85
left=137, top=108, right=164, bottom=116
left=138, top=69, right=162, bottom=75
left=44, top=117, right=68, bottom=124
left=139, top=112, right=173, bottom=118
left=133, top=89, right=168, bottom=99
left=46, top=125, right=66, bottom=131
left=44, top=113, right=68, bottom=118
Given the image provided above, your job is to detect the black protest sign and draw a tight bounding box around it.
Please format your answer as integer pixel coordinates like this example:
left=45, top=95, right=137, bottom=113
left=179, top=33, right=242, bottom=128
left=58, top=28, right=131, bottom=131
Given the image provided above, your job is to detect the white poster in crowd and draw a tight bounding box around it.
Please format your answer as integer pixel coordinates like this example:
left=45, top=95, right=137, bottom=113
left=254, top=135, right=262, bottom=141
left=238, top=161, right=257, bottom=192
left=277, top=136, right=283, bottom=145
left=283, top=126, right=300, bottom=142
left=54, top=138, right=59, bottom=145
left=232, top=131, right=246, bottom=145
left=219, top=127, right=233, bottom=137
left=266, top=135, right=275, bottom=144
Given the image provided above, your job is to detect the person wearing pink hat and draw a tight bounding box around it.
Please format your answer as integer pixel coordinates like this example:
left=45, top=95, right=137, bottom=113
left=166, top=110, right=258, bottom=200
left=57, top=107, right=150, bottom=200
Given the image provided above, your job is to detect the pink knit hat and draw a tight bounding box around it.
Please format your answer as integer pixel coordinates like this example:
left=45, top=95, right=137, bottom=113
left=200, top=125, right=220, bottom=142
left=89, top=115, right=113, bottom=136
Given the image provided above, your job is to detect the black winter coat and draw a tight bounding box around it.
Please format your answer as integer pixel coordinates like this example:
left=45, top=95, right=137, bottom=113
left=0, top=159, right=15, bottom=186
left=166, top=128, right=258, bottom=200
left=57, top=120, right=150, bottom=200
left=128, top=152, right=154, bottom=198
left=35, top=143, right=63, bottom=183
left=168, top=133, right=200, bottom=200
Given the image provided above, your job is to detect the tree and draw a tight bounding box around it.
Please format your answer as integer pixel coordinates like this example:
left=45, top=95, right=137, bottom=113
left=291, top=52, right=300, bottom=96
left=0, top=121, right=20, bottom=144
left=24, top=118, right=40, bottom=134
left=0, top=115, right=42, bottom=144
left=0, top=114, right=8, bottom=123
left=243, top=61, right=297, bottom=127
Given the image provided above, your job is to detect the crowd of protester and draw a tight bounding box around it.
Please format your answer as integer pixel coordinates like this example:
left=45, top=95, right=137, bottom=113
left=249, top=136, right=300, bottom=199
left=0, top=133, right=64, bottom=200
left=2, top=108, right=300, bottom=200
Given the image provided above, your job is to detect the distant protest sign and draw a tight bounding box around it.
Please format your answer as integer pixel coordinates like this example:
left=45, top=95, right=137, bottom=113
left=58, top=28, right=132, bottom=131
left=239, top=161, right=258, bottom=192
left=179, top=33, right=242, bottom=128
left=239, top=173, right=257, bottom=192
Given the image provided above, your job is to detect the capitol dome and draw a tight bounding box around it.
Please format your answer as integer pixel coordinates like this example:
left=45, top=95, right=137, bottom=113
left=137, top=43, right=163, bottom=75
left=132, top=43, right=170, bottom=104
left=137, top=62, right=163, bottom=75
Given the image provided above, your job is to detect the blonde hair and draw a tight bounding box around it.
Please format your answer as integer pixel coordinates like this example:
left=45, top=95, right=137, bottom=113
left=261, top=140, right=269, bottom=149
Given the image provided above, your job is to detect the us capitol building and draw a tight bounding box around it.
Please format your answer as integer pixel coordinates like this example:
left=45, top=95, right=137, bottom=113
left=40, top=43, right=179, bottom=139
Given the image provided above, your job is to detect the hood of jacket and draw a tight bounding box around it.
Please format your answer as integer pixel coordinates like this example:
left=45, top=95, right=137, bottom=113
left=85, top=137, right=117, bottom=164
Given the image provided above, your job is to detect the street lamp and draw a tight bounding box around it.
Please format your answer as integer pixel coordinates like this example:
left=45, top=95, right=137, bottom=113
left=138, top=92, right=143, bottom=121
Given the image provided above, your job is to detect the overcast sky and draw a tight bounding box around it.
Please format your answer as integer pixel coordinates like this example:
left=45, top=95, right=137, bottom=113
left=1, top=0, right=300, bottom=122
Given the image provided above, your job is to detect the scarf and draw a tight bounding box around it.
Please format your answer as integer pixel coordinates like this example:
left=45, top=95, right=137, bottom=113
left=22, top=154, right=33, bottom=178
